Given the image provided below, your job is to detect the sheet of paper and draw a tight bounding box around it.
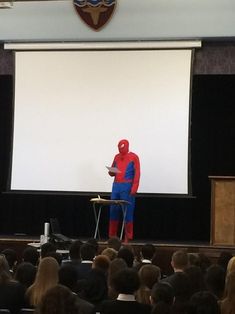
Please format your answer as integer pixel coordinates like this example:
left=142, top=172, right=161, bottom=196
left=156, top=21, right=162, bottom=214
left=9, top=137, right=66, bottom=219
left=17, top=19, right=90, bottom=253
left=106, top=166, right=121, bottom=173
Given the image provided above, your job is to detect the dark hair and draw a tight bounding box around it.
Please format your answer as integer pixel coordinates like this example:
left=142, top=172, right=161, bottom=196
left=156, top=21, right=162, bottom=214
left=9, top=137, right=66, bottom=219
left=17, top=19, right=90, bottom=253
left=14, top=262, right=37, bottom=288
left=86, top=238, right=99, bottom=253
left=141, top=244, right=156, bottom=260
left=117, top=247, right=134, bottom=267
left=38, top=284, right=80, bottom=314
left=69, top=240, right=83, bottom=260
left=1, top=248, right=17, bottom=269
left=80, top=243, right=96, bottom=261
left=58, top=264, right=78, bottom=291
left=184, top=265, right=205, bottom=295
left=151, top=282, right=174, bottom=305
left=45, top=251, right=63, bottom=266
left=22, top=247, right=39, bottom=266
left=111, top=268, right=140, bottom=294
left=40, top=242, right=56, bottom=259
left=188, top=291, right=220, bottom=314
left=204, top=264, right=225, bottom=299
left=217, top=251, right=233, bottom=271
left=107, top=237, right=122, bottom=252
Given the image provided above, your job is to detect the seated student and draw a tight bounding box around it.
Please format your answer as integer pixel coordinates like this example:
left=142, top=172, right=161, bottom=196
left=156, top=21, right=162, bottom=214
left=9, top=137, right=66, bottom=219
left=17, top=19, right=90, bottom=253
left=80, top=255, right=110, bottom=312
left=36, top=284, right=80, bottom=314
left=59, top=264, right=95, bottom=314
left=40, top=243, right=56, bottom=259
left=108, top=258, right=128, bottom=300
left=62, top=240, right=83, bottom=267
left=14, top=262, right=37, bottom=289
left=219, top=270, right=235, bottom=314
left=188, top=291, right=220, bottom=314
left=204, top=264, right=225, bottom=300
left=0, top=255, right=26, bottom=314
left=26, top=257, right=59, bottom=307
left=117, top=247, right=134, bottom=268
left=134, top=244, right=156, bottom=271
left=150, top=282, right=174, bottom=314
left=100, top=268, right=151, bottom=314
left=1, top=248, right=18, bottom=274
left=107, top=237, right=122, bottom=252
left=136, top=264, right=161, bottom=304
left=22, top=247, right=39, bottom=266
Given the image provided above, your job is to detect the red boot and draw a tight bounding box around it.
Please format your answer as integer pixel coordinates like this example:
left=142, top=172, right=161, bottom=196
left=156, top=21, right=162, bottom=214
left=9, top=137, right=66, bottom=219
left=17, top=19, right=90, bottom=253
left=109, top=220, right=119, bottom=238
left=124, top=222, right=133, bottom=243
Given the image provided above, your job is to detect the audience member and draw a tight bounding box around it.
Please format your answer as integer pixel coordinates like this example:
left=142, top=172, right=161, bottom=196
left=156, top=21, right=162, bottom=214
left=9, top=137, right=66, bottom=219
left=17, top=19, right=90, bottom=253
left=101, top=268, right=151, bottom=314
left=117, top=247, right=134, bottom=267
left=76, top=243, right=96, bottom=280
left=26, top=256, right=59, bottom=307
left=40, top=242, right=56, bottom=259
left=108, top=257, right=128, bottom=299
left=204, top=264, right=225, bottom=300
left=86, top=238, right=99, bottom=255
left=197, top=253, right=211, bottom=275
left=226, top=256, right=235, bottom=277
left=187, top=253, right=200, bottom=267
left=1, top=248, right=18, bottom=274
left=150, top=281, right=174, bottom=314
left=62, top=240, right=83, bottom=267
left=217, top=251, right=233, bottom=272
left=219, top=270, right=235, bottom=314
left=14, top=262, right=37, bottom=289
left=59, top=264, right=95, bottom=314
left=45, top=251, right=63, bottom=265
left=0, top=254, right=26, bottom=314
left=36, top=284, right=80, bottom=314
left=22, top=247, right=39, bottom=266
left=101, top=247, right=118, bottom=261
left=107, top=237, right=122, bottom=252
left=136, top=264, right=161, bottom=304
left=187, top=291, right=220, bottom=314
left=184, top=265, right=205, bottom=295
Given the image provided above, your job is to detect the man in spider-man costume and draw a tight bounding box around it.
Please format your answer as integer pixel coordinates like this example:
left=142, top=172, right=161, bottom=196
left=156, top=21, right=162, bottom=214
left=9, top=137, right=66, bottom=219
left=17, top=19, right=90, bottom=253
left=108, top=139, right=140, bottom=242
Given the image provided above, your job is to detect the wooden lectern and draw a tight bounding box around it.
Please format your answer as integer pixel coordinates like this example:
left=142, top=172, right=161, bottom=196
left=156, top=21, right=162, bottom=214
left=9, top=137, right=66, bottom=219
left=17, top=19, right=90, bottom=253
left=210, top=176, right=235, bottom=245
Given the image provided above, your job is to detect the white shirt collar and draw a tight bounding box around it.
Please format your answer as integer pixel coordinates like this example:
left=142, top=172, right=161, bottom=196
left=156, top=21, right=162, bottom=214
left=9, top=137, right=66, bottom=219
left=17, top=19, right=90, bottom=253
left=141, top=259, right=152, bottom=263
left=81, top=260, right=93, bottom=264
left=117, top=294, right=136, bottom=301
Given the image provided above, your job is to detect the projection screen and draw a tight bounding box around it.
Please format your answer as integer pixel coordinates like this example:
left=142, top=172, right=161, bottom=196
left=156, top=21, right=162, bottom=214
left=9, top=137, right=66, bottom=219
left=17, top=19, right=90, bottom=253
left=10, top=49, right=192, bottom=194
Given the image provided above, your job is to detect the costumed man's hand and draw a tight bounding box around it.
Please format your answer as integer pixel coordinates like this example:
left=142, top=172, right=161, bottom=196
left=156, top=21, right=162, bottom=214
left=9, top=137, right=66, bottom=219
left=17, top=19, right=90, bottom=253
left=108, top=171, right=116, bottom=177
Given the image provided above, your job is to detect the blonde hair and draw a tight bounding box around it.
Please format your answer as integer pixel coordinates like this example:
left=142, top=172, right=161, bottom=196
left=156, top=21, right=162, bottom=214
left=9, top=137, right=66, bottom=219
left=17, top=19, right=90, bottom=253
left=101, top=248, right=118, bottom=261
left=226, top=256, right=235, bottom=276
left=26, top=257, right=59, bottom=306
left=220, top=271, right=235, bottom=314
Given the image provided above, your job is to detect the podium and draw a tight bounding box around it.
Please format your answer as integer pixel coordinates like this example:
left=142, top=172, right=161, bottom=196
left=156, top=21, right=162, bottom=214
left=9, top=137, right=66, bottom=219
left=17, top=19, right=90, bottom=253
left=210, top=176, right=235, bottom=245
left=90, top=198, right=130, bottom=240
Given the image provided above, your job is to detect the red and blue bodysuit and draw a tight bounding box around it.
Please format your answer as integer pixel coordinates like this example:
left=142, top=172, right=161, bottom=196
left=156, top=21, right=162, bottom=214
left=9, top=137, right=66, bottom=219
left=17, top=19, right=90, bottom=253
left=109, top=139, right=140, bottom=241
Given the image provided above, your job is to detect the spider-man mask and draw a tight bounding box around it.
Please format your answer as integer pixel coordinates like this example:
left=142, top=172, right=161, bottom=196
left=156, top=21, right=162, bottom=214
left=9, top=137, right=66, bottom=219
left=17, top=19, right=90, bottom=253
left=118, top=139, right=129, bottom=155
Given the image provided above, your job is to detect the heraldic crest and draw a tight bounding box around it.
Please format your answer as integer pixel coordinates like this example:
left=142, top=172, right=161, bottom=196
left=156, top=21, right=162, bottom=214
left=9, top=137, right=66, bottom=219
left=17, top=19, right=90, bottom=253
left=74, top=0, right=117, bottom=31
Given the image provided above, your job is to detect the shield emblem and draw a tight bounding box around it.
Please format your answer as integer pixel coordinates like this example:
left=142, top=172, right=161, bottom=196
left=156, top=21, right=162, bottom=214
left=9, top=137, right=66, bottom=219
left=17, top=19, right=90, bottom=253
left=74, top=0, right=117, bottom=31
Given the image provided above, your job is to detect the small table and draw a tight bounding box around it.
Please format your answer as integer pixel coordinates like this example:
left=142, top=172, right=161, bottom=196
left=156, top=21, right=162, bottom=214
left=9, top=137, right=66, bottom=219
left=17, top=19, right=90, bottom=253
left=90, top=197, right=130, bottom=240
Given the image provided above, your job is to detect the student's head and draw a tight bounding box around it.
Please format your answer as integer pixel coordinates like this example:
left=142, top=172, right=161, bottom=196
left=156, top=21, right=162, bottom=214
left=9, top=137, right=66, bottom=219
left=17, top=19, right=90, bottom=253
left=140, top=244, right=156, bottom=260
left=107, top=237, right=122, bottom=252
left=150, top=281, right=174, bottom=306
left=138, top=264, right=161, bottom=289
left=40, top=242, right=56, bottom=259
left=117, top=247, right=134, bottom=267
left=110, top=268, right=140, bottom=294
left=22, top=247, right=39, bottom=266
left=38, top=284, right=79, bottom=314
left=92, top=255, right=110, bottom=273
left=187, top=291, right=220, bottom=314
left=14, top=262, right=37, bottom=288
left=226, top=256, right=235, bottom=276
left=171, top=250, right=188, bottom=271
left=59, top=264, right=78, bottom=291
left=204, top=264, right=225, bottom=299
left=80, top=243, right=96, bottom=261
left=1, top=248, right=17, bottom=269
left=69, top=240, right=83, bottom=260
left=101, top=248, right=118, bottom=261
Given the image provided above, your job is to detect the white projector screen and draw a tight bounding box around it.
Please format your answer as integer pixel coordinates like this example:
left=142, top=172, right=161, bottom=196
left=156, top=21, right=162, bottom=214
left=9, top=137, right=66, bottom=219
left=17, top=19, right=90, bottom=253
left=10, top=49, right=192, bottom=194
